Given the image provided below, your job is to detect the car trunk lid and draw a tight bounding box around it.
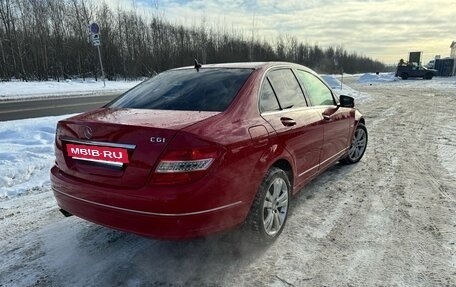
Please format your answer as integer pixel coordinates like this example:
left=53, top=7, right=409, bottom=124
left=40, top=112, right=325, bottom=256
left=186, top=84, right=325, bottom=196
left=55, top=108, right=220, bottom=188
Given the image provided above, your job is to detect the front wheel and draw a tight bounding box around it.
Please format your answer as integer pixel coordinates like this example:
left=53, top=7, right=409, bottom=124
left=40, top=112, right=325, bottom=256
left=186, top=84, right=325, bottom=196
left=401, top=73, right=409, bottom=80
left=246, top=167, right=291, bottom=243
left=340, top=123, right=368, bottom=164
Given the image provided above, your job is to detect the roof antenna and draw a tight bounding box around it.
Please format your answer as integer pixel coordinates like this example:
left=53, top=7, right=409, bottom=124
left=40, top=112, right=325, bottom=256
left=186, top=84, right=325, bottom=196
left=194, top=59, right=202, bottom=72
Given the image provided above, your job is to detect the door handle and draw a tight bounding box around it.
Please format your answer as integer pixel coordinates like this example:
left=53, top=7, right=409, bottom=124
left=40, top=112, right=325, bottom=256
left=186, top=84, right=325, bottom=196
left=280, top=117, right=296, bottom=127
left=323, top=114, right=331, bottom=120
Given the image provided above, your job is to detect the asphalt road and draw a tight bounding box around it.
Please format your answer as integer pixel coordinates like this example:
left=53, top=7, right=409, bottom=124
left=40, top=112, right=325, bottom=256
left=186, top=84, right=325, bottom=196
left=0, top=93, right=121, bottom=121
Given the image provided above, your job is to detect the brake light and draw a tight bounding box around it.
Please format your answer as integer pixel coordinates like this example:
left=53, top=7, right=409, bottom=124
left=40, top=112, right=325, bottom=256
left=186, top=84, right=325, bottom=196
left=151, top=146, right=221, bottom=185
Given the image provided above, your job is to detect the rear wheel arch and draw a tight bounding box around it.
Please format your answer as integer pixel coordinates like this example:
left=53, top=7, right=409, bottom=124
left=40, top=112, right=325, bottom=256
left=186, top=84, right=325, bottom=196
left=270, top=159, right=294, bottom=189
left=249, top=155, right=295, bottom=200
left=244, top=145, right=294, bottom=204
left=251, top=140, right=295, bottom=189
left=358, top=117, right=365, bottom=126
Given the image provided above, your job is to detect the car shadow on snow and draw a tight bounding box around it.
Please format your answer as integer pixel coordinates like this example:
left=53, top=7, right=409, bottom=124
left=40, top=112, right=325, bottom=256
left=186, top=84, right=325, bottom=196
left=42, top=213, right=270, bottom=286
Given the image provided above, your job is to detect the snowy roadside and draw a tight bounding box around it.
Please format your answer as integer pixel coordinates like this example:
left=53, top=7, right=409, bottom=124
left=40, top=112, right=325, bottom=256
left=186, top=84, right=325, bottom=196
left=0, top=79, right=142, bottom=101
left=0, top=115, right=75, bottom=199
left=355, top=72, right=456, bottom=91
left=322, top=74, right=371, bottom=104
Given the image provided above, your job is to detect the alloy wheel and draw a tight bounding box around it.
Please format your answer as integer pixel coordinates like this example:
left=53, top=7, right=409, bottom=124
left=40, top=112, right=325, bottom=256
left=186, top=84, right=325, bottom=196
left=348, top=128, right=367, bottom=161
left=262, top=177, right=289, bottom=236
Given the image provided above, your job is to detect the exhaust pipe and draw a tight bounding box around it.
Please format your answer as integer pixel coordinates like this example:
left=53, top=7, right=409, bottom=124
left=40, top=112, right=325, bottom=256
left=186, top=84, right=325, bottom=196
left=59, top=209, right=73, bottom=217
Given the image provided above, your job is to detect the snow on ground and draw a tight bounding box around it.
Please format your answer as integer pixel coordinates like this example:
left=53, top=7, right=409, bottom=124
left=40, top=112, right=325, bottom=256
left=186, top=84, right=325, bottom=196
left=395, top=76, right=456, bottom=90
left=357, top=72, right=456, bottom=91
left=437, top=122, right=456, bottom=179
left=0, top=115, right=75, bottom=199
left=322, top=74, right=371, bottom=104
left=353, top=74, right=456, bottom=178
left=357, top=72, right=399, bottom=83
left=323, top=73, right=456, bottom=179
left=0, top=79, right=142, bottom=101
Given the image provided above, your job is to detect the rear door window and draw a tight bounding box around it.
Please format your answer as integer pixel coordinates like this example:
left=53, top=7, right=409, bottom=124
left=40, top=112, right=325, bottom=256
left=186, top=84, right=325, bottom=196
left=267, top=69, right=307, bottom=109
left=109, top=68, right=253, bottom=112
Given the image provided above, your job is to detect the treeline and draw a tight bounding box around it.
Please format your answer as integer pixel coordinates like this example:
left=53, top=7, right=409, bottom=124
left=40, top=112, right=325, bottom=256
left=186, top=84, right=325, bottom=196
left=0, top=0, right=386, bottom=81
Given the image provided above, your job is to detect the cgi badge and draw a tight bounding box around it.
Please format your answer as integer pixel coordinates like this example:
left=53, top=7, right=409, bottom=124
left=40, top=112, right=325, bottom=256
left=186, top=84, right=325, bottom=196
left=150, top=137, right=166, bottom=143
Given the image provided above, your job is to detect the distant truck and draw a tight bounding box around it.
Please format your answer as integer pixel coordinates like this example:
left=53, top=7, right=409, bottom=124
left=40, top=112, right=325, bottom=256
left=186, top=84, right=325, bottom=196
left=395, top=63, right=437, bottom=80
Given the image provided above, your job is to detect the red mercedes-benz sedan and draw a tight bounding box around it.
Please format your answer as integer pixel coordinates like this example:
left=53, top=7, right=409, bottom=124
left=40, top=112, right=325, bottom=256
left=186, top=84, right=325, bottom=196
left=51, top=62, right=367, bottom=242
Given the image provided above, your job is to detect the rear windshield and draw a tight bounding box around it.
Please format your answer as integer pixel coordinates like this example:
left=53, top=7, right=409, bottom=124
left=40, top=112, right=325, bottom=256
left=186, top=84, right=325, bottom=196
left=109, top=68, right=253, bottom=112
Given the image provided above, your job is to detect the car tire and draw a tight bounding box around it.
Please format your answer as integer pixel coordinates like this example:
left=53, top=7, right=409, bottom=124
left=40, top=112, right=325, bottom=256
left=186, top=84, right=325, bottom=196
left=246, top=167, right=291, bottom=243
left=340, top=123, right=368, bottom=164
left=424, top=73, right=433, bottom=80
left=401, top=73, right=409, bottom=80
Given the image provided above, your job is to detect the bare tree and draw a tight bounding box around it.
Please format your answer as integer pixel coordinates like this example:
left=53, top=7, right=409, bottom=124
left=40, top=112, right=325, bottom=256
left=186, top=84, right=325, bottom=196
left=0, top=0, right=386, bottom=81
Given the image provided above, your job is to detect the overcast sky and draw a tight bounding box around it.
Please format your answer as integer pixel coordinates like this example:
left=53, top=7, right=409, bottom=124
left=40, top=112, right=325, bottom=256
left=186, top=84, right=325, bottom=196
left=109, top=0, right=456, bottom=64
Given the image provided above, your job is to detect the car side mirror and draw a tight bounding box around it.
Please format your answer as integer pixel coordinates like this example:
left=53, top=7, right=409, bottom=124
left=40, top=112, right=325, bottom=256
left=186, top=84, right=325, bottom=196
left=339, top=95, right=354, bottom=108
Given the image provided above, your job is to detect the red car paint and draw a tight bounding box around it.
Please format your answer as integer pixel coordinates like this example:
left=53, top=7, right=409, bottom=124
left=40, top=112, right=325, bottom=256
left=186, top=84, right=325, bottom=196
left=51, top=62, right=364, bottom=239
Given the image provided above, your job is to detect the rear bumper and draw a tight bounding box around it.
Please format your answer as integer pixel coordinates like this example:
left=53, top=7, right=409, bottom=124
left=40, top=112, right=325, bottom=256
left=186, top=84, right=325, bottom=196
left=51, top=166, right=249, bottom=239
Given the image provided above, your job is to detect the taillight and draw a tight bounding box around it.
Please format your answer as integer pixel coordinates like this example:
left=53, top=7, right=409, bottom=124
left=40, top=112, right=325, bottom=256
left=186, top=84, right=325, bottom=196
left=151, top=146, right=221, bottom=185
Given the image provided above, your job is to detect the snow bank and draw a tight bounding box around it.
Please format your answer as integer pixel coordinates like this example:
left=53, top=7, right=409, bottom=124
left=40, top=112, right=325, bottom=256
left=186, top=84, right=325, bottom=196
left=0, top=115, right=74, bottom=199
left=394, top=76, right=456, bottom=90
left=322, top=75, right=371, bottom=104
left=356, top=73, right=456, bottom=91
left=0, top=79, right=142, bottom=101
left=357, top=72, right=398, bottom=83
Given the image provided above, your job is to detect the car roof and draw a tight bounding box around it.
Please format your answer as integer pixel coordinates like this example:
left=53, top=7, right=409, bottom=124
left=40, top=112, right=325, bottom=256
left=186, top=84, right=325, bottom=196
left=171, top=61, right=305, bottom=71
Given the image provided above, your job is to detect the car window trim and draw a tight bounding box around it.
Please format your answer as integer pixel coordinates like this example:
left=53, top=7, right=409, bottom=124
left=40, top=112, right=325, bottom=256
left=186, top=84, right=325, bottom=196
left=109, top=68, right=253, bottom=112
left=290, top=69, right=310, bottom=107
left=256, top=64, right=289, bottom=114
left=261, top=105, right=316, bottom=116
left=258, top=67, right=308, bottom=113
left=268, top=68, right=308, bottom=109
left=260, top=77, right=282, bottom=112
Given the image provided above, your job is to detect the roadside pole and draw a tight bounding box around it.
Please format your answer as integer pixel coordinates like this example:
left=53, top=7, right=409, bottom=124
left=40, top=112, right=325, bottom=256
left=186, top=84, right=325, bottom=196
left=89, top=22, right=105, bottom=87
left=97, top=45, right=106, bottom=87
left=341, top=68, right=344, bottom=90
left=334, top=58, right=343, bottom=90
